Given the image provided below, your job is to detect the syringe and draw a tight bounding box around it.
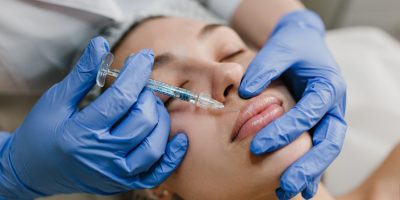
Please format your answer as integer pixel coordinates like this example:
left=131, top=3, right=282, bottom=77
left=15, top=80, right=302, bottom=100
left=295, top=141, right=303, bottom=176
left=96, top=53, right=224, bottom=110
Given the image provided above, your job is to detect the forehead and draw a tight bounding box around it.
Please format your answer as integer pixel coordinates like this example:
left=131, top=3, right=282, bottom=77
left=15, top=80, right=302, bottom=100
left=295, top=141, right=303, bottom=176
left=119, top=18, right=206, bottom=56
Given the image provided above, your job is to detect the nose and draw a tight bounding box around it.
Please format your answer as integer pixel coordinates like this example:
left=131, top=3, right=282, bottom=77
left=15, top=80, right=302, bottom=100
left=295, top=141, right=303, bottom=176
left=212, top=62, right=244, bottom=103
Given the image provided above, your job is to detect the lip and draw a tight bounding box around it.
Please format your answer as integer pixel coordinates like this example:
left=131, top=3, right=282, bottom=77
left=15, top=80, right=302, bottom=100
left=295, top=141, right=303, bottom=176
left=231, top=94, right=284, bottom=142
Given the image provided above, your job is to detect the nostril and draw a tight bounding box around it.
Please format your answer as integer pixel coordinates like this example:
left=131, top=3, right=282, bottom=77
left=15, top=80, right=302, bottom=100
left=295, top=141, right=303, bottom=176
left=224, top=84, right=234, bottom=97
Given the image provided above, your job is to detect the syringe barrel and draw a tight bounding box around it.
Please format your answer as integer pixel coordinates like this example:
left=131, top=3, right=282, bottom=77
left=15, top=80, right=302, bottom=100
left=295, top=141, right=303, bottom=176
left=196, top=93, right=224, bottom=109
left=97, top=53, right=224, bottom=110
left=146, top=79, right=197, bottom=102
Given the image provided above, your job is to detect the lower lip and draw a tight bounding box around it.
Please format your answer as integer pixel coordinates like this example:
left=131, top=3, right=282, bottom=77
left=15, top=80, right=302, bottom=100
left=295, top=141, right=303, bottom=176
left=235, top=104, right=284, bottom=141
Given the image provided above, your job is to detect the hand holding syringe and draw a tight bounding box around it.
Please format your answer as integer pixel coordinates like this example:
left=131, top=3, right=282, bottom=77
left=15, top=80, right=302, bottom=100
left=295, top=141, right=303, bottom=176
left=97, top=53, right=224, bottom=110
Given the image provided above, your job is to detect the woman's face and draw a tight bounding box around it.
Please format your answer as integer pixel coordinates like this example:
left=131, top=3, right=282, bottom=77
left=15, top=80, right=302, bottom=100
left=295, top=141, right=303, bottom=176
left=113, top=18, right=311, bottom=200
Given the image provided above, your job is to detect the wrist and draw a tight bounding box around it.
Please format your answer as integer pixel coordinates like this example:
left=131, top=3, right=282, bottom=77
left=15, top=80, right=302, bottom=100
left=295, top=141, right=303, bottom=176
left=273, top=9, right=326, bottom=37
left=232, top=0, right=304, bottom=48
left=0, top=132, right=42, bottom=199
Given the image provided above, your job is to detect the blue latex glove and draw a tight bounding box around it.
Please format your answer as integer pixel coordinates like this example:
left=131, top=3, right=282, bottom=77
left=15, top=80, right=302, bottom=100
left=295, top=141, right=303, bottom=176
left=0, top=37, right=188, bottom=199
left=239, top=10, right=347, bottom=199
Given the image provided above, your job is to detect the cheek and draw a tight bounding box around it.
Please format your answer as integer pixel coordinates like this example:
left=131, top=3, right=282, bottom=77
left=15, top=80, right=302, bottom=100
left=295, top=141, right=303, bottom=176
left=166, top=112, right=237, bottom=198
left=168, top=112, right=229, bottom=168
left=168, top=112, right=225, bottom=173
left=262, top=133, right=312, bottom=177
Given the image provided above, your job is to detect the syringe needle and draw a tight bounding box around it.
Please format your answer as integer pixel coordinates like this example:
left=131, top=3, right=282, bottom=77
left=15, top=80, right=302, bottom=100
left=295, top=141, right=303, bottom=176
left=96, top=53, right=224, bottom=110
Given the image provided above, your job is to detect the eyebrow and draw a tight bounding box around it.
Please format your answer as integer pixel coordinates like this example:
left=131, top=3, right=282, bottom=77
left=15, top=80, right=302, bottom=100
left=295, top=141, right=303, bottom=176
left=198, top=24, right=224, bottom=39
left=154, top=52, right=175, bottom=70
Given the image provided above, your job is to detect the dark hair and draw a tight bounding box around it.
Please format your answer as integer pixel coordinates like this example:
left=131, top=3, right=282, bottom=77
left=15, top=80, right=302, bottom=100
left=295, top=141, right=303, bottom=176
left=111, top=16, right=165, bottom=54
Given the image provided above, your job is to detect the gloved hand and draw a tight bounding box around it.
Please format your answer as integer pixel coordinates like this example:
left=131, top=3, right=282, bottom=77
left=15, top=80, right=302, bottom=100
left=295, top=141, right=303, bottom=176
left=239, top=10, right=347, bottom=199
left=0, top=37, right=188, bottom=199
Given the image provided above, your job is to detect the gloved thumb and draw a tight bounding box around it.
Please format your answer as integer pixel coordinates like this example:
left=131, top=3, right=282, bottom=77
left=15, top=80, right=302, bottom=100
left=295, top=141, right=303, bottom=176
left=54, top=36, right=109, bottom=106
left=239, top=42, right=294, bottom=99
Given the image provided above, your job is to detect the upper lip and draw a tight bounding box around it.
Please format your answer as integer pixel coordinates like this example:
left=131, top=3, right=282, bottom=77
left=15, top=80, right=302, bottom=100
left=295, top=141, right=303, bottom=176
left=231, top=93, right=282, bottom=141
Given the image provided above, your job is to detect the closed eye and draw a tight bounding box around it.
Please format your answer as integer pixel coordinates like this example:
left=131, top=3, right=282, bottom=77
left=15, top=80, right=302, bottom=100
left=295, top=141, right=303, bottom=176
left=221, top=49, right=244, bottom=62
left=164, top=96, right=174, bottom=107
left=163, top=80, right=189, bottom=108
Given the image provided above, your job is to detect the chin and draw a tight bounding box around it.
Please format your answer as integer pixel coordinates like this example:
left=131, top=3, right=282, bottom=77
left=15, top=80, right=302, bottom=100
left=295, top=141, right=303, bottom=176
left=254, top=132, right=312, bottom=187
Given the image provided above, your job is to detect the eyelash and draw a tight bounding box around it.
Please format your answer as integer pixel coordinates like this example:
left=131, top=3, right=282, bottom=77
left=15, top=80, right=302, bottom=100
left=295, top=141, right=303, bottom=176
left=221, top=49, right=244, bottom=62
left=164, top=96, right=173, bottom=107
left=164, top=80, right=189, bottom=107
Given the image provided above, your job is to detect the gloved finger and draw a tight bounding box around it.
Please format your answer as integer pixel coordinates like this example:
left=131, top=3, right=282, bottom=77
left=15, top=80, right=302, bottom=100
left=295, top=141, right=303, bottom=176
left=76, top=49, right=154, bottom=130
left=279, top=112, right=346, bottom=198
left=276, top=187, right=297, bottom=200
left=275, top=176, right=320, bottom=200
left=238, top=31, right=295, bottom=99
left=109, top=89, right=159, bottom=149
left=54, top=36, right=109, bottom=106
left=124, top=98, right=170, bottom=175
left=302, top=108, right=346, bottom=199
left=132, top=133, right=188, bottom=189
left=301, top=175, right=321, bottom=199
left=250, top=80, right=335, bottom=155
left=313, top=104, right=347, bottom=146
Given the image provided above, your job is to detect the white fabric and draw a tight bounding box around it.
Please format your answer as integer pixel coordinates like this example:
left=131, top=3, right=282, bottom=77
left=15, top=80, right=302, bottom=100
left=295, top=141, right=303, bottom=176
left=324, top=27, right=400, bottom=195
left=103, top=0, right=224, bottom=51
left=198, top=0, right=242, bottom=21
left=0, top=0, right=115, bottom=95
left=35, top=0, right=124, bottom=21
left=0, top=0, right=237, bottom=95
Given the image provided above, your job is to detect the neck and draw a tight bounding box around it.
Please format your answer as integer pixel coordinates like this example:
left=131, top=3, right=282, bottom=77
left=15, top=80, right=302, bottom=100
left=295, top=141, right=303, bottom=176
left=291, top=184, right=335, bottom=200
left=252, top=184, right=335, bottom=200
